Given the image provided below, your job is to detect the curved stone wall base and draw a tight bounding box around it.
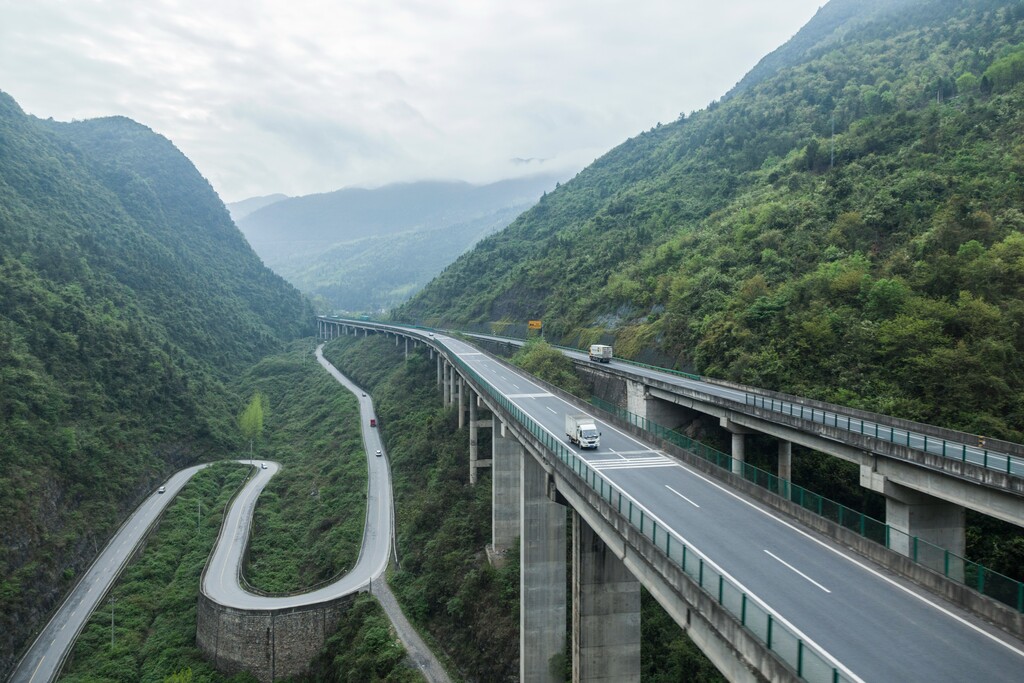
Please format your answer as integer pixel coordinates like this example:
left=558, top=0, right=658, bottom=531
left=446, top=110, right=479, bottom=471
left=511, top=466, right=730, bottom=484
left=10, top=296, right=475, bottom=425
left=197, top=593, right=355, bottom=682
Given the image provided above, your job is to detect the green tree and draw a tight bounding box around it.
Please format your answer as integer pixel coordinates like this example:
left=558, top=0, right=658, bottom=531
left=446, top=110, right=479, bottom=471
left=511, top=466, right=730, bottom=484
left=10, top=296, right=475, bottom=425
left=238, top=391, right=267, bottom=458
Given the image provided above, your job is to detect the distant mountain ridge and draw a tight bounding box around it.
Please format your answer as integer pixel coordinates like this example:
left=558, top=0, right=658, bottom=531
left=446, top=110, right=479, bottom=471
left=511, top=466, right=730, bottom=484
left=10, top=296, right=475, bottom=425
left=237, top=174, right=565, bottom=312
left=227, top=193, right=289, bottom=222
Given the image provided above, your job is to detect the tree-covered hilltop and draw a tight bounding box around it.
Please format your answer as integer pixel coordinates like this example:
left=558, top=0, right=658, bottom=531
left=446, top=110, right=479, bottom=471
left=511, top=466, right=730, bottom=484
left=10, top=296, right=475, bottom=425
left=0, top=91, right=311, bottom=676
left=395, top=0, right=1024, bottom=441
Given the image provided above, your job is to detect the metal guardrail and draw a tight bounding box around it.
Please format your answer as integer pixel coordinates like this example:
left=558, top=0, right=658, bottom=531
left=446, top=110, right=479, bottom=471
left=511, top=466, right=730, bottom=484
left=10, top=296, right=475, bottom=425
left=744, top=394, right=1024, bottom=476
left=436, top=339, right=853, bottom=683
left=591, top=396, right=1024, bottom=614
left=320, top=317, right=1024, bottom=655
left=429, top=323, right=1024, bottom=478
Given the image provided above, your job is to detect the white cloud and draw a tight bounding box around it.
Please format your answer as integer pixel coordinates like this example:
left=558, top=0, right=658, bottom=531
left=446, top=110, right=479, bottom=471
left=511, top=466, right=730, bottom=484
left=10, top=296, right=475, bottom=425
left=0, top=0, right=824, bottom=201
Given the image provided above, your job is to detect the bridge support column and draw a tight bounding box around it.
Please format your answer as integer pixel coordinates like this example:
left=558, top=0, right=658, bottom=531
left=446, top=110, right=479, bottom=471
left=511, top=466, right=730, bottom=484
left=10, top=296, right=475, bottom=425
left=625, top=379, right=646, bottom=417
left=884, top=484, right=966, bottom=580
left=489, top=418, right=521, bottom=563
left=469, top=392, right=478, bottom=483
left=458, top=375, right=466, bottom=429
left=437, top=355, right=442, bottom=387
left=405, top=337, right=409, bottom=359
left=521, top=452, right=566, bottom=683
left=443, top=363, right=452, bottom=406
left=625, top=379, right=685, bottom=429
left=778, top=439, right=792, bottom=486
left=721, top=418, right=751, bottom=475
left=572, top=512, right=640, bottom=683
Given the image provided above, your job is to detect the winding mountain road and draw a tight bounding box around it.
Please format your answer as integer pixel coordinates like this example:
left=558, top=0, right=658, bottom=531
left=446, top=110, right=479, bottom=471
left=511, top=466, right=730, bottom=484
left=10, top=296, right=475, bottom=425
left=9, top=346, right=448, bottom=683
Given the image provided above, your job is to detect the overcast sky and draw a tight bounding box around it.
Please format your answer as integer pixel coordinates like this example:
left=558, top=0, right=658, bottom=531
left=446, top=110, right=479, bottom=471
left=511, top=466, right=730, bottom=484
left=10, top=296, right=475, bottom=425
left=0, top=1, right=823, bottom=202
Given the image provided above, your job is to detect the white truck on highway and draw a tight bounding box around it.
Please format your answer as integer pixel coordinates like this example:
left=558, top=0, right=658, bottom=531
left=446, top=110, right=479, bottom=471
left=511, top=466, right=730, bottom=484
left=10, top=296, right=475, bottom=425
left=566, top=414, right=601, bottom=449
left=589, top=344, right=613, bottom=363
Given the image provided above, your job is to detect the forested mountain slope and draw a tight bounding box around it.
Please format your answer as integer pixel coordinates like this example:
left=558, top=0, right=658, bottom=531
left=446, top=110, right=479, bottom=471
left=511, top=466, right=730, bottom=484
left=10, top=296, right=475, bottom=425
left=0, top=91, right=310, bottom=676
left=238, top=175, right=562, bottom=312
left=396, top=0, right=1024, bottom=441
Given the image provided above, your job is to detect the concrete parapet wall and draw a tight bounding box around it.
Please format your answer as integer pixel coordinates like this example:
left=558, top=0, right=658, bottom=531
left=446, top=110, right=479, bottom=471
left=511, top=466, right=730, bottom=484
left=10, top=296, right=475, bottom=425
left=519, top=425, right=788, bottom=681
left=575, top=361, right=1024, bottom=497
left=196, top=593, right=355, bottom=682
left=471, top=354, right=1023, bottom=639
left=711, top=376, right=1024, bottom=459
left=590, top=405, right=1024, bottom=639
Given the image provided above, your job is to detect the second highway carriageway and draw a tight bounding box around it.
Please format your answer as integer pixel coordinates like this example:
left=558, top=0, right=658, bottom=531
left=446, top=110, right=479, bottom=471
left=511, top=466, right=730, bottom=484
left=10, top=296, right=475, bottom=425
left=319, top=317, right=1024, bottom=682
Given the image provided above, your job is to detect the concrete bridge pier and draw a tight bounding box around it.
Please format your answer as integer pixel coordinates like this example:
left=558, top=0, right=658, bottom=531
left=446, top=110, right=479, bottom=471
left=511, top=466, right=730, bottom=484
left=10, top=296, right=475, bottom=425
left=778, top=439, right=792, bottom=490
left=721, top=418, right=751, bottom=475
left=458, top=375, right=466, bottom=429
left=489, top=419, right=522, bottom=564
left=436, top=355, right=442, bottom=386
left=469, top=392, right=495, bottom=484
left=883, top=483, right=966, bottom=579
left=521, top=452, right=566, bottom=683
left=572, top=512, right=640, bottom=683
left=443, top=363, right=452, bottom=406
left=625, top=379, right=685, bottom=429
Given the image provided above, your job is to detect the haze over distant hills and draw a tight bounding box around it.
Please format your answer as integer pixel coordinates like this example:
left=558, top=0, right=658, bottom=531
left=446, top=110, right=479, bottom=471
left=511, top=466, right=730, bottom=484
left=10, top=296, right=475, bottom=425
left=235, top=174, right=565, bottom=313
left=227, top=193, right=289, bottom=222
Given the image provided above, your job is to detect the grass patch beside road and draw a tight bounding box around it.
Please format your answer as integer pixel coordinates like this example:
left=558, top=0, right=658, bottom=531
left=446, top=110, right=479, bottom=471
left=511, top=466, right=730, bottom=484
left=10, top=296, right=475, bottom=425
left=237, top=344, right=367, bottom=593
left=61, top=461, right=253, bottom=683
left=324, top=335, right=519, bottom=682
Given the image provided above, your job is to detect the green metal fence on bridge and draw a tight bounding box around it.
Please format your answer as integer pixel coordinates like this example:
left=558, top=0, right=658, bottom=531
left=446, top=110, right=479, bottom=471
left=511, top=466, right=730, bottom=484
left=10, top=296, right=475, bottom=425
left=590, top=396, right=1024, bottom=615
left=441, top=347, right=854, bottom=683
left=321, top=318, right=1024, bottom=641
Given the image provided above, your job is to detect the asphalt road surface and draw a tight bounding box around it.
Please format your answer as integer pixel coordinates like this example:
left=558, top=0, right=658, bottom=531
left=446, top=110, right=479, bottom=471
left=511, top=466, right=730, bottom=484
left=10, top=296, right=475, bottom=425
left=10, top=464, right=211, bottom=683
left=200, top=346, right=393, bottom=608
left=9, top=346, right=443, bottom=682
left=436, top=332, right=1024, bottom=682
left=467, top=332, right=1023, bottom=476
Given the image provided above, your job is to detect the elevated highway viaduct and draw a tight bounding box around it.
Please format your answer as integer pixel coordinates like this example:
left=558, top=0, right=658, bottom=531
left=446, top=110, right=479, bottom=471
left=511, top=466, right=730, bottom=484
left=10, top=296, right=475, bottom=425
left=318, top=317, right=1024, bottom=683
left=462, top=330, right=1024, bottom=573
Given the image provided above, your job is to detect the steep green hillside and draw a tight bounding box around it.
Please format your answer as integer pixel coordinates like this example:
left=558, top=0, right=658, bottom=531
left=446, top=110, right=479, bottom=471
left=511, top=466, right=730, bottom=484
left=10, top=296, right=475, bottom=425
left=397, top=0, right=1024, bottom=440
left=238, top=176, right=562, bottom=313
left=0, top=91, right=310, bottom=676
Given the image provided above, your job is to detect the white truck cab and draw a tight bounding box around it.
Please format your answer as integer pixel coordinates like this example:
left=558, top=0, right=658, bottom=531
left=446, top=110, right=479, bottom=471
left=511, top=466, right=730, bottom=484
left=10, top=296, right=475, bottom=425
left=566, top=414, right=601, bottom=449
left=589, top=344, right=613, bottom=363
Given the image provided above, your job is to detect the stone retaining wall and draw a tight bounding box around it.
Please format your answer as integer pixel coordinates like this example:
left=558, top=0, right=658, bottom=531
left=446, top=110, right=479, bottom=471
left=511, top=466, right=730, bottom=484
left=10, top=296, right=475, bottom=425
left=196, top=592, right=356, bottom=682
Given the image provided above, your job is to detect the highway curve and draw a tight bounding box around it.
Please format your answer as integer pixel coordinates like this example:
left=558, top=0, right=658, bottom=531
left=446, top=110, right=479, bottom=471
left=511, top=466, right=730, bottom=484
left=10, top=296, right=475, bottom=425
left=10, top=345, right=448, bottom=683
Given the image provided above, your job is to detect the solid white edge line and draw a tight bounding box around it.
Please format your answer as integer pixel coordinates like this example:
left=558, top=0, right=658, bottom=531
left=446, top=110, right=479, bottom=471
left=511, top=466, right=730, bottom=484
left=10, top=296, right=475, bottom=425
left=665, top=485, right=700, bottom=508
left=464, top=350, right=866, bottom=683
left=764, top=550, right=831, bottom=593
left=446, top=332, right=1021, bottom=671
left=680, top=462, right=1024, bottom=660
